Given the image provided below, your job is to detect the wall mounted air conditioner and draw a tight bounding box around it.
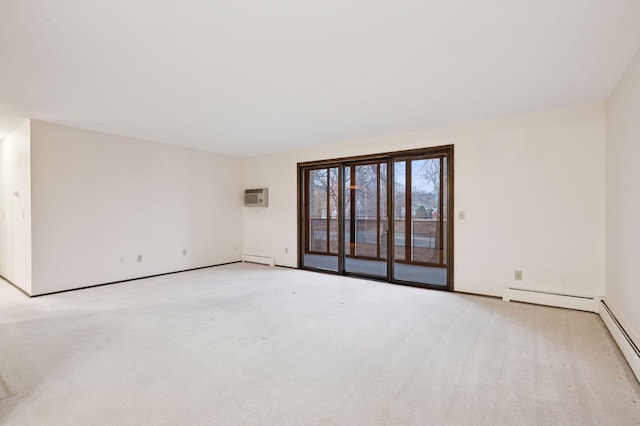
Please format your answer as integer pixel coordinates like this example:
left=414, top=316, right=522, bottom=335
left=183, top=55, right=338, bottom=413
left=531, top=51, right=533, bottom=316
left=244, top=188, right=269, bottom=207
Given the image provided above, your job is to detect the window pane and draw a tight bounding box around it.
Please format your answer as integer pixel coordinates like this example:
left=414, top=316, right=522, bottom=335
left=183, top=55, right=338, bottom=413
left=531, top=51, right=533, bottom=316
left=308, top=169, right=328, bottom=252
left=394, top=161, right=406, bottom=261
left=354, top=164, right=377, bottom=258
left=328, top=167, right=339, bottom=254
left=379, top=163, right=387, bottom=259
left=411, top=159, right=439, bottom=263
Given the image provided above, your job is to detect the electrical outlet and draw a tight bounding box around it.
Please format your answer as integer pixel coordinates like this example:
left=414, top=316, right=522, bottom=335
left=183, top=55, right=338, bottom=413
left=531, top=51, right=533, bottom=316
left=137, top=255, right=143, bottom=263
left=284, top=247, right=288, bottom=254
left=458, top=211, right=465, bottom=220
left=182, top=249, right=187, bottom=256
left=514, top=270, right=523, bottom=280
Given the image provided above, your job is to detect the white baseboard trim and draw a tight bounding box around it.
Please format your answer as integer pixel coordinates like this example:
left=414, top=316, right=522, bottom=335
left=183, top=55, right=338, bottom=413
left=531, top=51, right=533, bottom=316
left=598, top=301, right=640, bottom=381
left=502, top=286, right=601, bottom=313
left=242, top=254, right=275, bottom=267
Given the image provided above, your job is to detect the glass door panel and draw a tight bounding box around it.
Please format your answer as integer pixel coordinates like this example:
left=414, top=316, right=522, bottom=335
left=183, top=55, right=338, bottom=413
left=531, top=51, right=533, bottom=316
left=344, top=162, right=387, bottom=278
left=303, top=167, right=339, bottom=272
left=393, top=161, right=407, bottom=262
left=392, top=157, right=447, bottom=286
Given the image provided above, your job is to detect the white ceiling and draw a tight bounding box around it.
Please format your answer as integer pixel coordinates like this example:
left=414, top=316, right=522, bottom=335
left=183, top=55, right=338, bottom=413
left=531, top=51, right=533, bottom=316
left=1, top=1, right=640, bottom=156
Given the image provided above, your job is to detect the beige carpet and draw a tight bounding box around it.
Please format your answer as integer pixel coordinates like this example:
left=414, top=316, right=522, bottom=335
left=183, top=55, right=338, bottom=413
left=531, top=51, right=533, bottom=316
left=0, top=375, right=10, bottom=402
left=0, top=263, right=638, bottom=425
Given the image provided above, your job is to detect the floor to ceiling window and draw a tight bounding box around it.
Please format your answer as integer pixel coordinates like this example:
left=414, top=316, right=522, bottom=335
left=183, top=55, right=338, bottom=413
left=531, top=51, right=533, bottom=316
left=298, top=146, right=453, bottom=290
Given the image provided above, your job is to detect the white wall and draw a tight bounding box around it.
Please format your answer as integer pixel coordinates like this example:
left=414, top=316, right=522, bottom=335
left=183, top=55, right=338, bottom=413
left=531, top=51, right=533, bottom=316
left=243, top=104, right=605, bottom=297
left=0, top=120, right=32, bottom=294
left=30, top=121, right=243, bottom=295
left=605, top=48, right=640, bottom=345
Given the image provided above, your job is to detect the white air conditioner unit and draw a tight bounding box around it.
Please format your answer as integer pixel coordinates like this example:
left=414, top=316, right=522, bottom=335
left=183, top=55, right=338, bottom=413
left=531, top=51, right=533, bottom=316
left=244, top=188, right=269, bottom=207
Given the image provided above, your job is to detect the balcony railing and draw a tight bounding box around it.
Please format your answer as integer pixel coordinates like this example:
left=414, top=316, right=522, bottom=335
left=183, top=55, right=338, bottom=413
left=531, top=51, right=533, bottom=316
left=307, top=217, right=445, bottom=265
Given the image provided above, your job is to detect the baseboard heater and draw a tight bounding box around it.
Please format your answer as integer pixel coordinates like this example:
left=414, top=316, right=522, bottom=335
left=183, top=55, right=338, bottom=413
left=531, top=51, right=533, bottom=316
left=502, top=286, right=601, bottom=313
left=598, top=301, right=640, bottom=381
left=242, top=254, right=275, bottom=267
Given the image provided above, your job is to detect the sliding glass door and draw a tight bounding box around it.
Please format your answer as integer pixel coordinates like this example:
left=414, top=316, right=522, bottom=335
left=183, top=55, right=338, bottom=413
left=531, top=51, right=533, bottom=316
left=303, top=166, right=340, bottom=272
left=299, top=146, right=453, bottom=290
left=344, top=161, right=388, bottom=278
left=392, top=156, right=448, bottom=286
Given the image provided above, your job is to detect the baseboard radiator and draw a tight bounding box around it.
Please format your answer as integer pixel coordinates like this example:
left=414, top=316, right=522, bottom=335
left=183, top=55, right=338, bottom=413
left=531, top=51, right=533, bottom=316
left=598, top=301, right=640, bottom=381
left=242, top=254, right=275, bottom=267
left=502, top=286, right=601, bottom=313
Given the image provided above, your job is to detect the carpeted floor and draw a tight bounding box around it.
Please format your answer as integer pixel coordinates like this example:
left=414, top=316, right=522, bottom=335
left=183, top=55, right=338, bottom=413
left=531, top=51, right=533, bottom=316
left=0, top=263, right=638, bottom=425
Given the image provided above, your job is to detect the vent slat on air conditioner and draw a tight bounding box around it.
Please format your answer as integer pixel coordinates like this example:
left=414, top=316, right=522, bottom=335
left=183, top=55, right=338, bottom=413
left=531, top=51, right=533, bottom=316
left=244, top=188, right=269, bottom=207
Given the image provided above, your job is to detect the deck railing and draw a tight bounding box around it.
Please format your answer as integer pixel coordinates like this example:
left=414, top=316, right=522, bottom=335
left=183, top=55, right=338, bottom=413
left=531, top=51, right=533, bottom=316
left=308, top=217, right=445, bottom=264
